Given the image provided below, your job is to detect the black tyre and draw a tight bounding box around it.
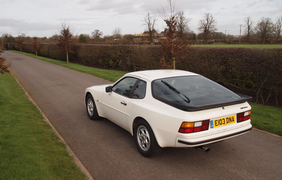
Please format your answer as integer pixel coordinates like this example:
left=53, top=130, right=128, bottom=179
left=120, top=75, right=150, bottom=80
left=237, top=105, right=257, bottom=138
left=86, top=94, right=100, bottom=120
left=134, top=120, right=162, bottom=157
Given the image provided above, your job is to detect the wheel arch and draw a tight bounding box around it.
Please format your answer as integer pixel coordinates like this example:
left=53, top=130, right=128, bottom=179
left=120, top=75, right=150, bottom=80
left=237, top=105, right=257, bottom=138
left=85, top=92, right=92, bottom=104
left=132, top=117, right=161, bottom=147
left=132, top=117, right=144, bottom=135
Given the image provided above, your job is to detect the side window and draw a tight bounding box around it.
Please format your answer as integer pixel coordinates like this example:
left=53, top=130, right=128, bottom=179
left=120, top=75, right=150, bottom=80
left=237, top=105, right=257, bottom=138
left=112, top=77, right=138, bottom=97
left=132, top=80, right=146, bottom=99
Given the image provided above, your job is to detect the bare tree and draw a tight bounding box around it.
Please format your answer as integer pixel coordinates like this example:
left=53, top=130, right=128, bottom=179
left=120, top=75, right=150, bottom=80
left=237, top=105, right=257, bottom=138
left=0, top=49, right=9, bottom=74
left=244, top=17, right=254, bottom=42
left=32, top=37, right=40, bottom=56
left=198, top=13, right=217, bottom=42
left=17, top=33, right=26, bottom=52
left=143, top=12, right=156, bottom=43
left=56, top=23, right=76, bottom=64
left=176, top=11, right=191, bottom=39
left=112, top=27, right=122, bottom=39
left=255, top=17, right=273, bottom=44
left=273, top=16, right=282, bottom=42
left=159, top=0, right=190, bottom=69
left=91, top=29, right=103, bottom=39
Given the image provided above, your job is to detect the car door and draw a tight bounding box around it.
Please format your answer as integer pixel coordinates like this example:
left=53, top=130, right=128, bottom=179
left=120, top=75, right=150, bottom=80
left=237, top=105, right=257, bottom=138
left=101, top=77, right=138, bottom=128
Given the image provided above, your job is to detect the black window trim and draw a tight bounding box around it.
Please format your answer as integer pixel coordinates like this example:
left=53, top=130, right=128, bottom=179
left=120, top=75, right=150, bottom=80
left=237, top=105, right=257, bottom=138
left=112, top=76, right=146, bottom=99
left=153, top=94, right=252, bottom=111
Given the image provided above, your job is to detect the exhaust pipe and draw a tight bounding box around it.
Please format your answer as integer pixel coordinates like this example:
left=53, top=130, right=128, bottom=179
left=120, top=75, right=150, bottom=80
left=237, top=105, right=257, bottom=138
left=196, top=146, right=210, bottom=152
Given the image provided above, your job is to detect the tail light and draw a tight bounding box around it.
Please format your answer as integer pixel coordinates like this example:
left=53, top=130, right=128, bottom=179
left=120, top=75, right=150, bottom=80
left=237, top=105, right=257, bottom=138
left=179, top=120, right=210, bottom=133
left=237, top=110, right=251, bottom=123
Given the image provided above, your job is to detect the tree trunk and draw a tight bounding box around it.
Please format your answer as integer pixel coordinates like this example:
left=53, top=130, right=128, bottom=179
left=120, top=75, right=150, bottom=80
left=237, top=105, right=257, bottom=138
left=66, top=51, right=69, bottom=64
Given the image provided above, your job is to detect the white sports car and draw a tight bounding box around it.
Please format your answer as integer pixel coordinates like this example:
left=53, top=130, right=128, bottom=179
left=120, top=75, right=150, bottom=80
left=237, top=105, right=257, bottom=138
left=85, top=70, right=252, bottom=157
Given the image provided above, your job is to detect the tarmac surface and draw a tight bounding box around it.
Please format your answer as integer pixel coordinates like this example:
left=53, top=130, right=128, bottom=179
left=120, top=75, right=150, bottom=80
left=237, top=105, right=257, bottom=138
left=3, top=51, right=282, bottom=180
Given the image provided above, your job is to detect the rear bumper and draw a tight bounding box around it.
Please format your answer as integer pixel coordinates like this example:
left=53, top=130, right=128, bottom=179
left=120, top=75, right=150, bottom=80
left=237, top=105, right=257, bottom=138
left=176, top=122, right=252, bottom=147
left=178, top=127, right=252, bottom=146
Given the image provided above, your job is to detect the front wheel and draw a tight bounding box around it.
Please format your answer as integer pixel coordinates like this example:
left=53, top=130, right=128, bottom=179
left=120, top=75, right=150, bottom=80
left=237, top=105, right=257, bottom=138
left=134, top=120, right=162, bottom=157
left=86, top=94, right=100, bottom=120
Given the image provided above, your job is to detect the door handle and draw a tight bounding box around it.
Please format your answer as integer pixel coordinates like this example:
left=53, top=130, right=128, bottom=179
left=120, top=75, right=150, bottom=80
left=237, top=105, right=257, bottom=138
left=121, top=102, right=127, bottom=106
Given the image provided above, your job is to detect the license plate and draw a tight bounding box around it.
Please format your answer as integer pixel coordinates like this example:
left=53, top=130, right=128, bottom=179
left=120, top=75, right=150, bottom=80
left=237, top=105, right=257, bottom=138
left=210, top=115, right=236, bottom=129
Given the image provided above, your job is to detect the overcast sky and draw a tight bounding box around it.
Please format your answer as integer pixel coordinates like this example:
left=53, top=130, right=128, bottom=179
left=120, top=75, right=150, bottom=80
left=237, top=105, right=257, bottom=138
left=0, top=0, right=281, bottom=38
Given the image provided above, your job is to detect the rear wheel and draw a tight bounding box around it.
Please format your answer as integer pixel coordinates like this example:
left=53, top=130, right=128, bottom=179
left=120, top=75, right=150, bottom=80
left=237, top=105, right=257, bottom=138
left=86, top=94, right=99, bottom=120
left=134, top=120, right=162, bottom=157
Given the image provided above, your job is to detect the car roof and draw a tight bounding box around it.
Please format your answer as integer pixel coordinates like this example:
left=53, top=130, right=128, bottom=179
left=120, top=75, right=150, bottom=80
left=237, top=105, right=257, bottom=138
left=125, top=69, right=199, bottom=81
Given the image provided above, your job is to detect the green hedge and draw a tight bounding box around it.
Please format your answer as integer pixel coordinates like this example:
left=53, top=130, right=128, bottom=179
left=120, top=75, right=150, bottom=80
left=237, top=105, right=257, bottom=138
left=76, top=44, right=163, bottom=71
left=178, top=48, right=282, bottom=106
left=12, top=43, right=282, bottom=106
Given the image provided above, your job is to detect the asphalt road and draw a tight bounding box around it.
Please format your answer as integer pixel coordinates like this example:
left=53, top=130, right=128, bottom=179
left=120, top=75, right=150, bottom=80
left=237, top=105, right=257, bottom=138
left=3, top=51, right=282, bottom=180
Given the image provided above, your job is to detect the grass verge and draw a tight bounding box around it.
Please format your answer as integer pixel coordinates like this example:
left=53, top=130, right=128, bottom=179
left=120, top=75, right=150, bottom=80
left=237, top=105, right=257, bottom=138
left=0, top=73, right=87, bottom=180
left=191, top=44, right=282, bottom=49
left=250, top=102, right=282, bottom=136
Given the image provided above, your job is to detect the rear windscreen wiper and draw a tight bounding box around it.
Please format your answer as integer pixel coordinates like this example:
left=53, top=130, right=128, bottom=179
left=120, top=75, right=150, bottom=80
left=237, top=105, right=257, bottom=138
left=161, top=80, right=190, bottom=103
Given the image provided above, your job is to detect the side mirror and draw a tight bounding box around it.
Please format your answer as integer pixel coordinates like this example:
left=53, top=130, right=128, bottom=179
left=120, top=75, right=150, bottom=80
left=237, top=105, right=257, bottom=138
left=105, top=86, right=112, bottom=93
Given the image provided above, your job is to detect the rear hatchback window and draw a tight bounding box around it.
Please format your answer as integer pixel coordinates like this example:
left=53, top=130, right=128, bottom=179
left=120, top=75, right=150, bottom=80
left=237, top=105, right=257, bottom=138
left=152, top=75, right=244, bottom=111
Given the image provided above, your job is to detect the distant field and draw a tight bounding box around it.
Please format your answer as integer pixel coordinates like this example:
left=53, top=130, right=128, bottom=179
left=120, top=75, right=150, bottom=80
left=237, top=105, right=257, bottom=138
left=191, top=44, right=282, bottom=49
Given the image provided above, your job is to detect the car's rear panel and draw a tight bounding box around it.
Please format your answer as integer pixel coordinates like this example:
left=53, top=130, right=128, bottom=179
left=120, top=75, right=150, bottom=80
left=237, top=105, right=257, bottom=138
left=175, top=101, right=252, bottom=147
